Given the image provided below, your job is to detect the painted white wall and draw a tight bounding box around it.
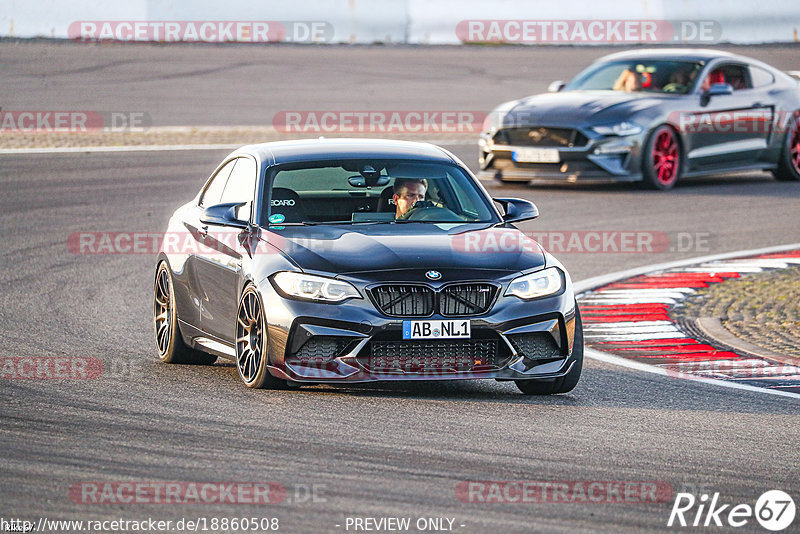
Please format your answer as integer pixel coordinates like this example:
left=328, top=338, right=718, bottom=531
left=1, top=0, right=797, bottom=44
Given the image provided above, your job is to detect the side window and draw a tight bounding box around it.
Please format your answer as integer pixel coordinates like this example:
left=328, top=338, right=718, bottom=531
left=750, top=66, right=774, bottom=88
left=220, top=157, right=257, bottom=221
left=702, top=64, right=751, bottom=91
left=199, top=159, right=237, bottom=207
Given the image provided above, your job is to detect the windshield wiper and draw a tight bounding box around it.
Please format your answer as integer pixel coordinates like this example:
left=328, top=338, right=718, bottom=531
left=297, top=220, right=383, bottom=226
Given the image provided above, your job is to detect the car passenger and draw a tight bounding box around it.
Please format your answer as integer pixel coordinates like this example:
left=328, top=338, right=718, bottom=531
left=663, top=68, right=692, bottom=93
left=612, top=66, right=641, bottom=92
left=701, top=69, right=726, bottom=91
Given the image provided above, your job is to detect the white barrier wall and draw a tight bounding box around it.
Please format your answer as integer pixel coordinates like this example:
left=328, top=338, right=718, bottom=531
left=1, top=0, right=798, bottom=44
left=408, top=0, right=800, bottom=44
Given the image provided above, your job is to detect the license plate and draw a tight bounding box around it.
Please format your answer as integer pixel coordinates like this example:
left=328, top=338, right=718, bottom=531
left=512, top=148, right=560, bottom=163
left=402, top=320, right=471, bottom=339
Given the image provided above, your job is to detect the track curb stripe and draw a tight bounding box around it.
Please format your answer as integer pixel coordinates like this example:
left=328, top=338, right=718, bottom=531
left=575, top=243, right=800, bottom=399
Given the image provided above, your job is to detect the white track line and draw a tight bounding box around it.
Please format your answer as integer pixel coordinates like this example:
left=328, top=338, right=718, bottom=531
left=0, top=138, right=476, bottom=155
left=0, top=144, right=241, bottom=154
left=579, top=299, right=679, bottom=305
left=577, top=243, right=800, bottom=400
left=573, top=243, right=800, bottom=294
left=586, top=347, right=800, bottom=400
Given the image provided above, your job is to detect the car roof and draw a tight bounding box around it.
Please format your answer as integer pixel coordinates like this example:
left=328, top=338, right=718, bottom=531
left=235, top=138, right=456, bottom=166
left=597, top=48, right=740, bottom=63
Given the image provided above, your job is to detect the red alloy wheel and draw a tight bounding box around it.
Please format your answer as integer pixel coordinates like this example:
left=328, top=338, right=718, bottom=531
left=791, top=115, right=800, bottom=174
left=652, top=129, right=679, bottom=186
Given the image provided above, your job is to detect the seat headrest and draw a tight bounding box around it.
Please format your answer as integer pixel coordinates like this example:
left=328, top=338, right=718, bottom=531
left=269, top=187, right=304, bottom=223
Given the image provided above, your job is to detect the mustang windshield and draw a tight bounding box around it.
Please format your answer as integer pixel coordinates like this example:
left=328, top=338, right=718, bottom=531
left=265, top=160, right=499, bottom=226
left=566, top=59, right=704, bottom=94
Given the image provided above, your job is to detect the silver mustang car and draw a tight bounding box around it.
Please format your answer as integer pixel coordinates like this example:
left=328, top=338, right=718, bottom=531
left=479, top=49, right=800, bottom=189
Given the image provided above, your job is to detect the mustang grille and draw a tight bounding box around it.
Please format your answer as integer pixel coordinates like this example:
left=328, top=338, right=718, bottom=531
left=362, top=339, right=499, bottom=373
left=494, top=127, right=588, bottom=147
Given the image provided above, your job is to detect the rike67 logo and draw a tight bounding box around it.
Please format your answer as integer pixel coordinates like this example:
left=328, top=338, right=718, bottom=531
left=668, top=490, right=795, bottom=531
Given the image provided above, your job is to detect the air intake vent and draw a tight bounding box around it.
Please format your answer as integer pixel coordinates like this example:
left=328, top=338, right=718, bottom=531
left=507, top=332, right=562, bottom=360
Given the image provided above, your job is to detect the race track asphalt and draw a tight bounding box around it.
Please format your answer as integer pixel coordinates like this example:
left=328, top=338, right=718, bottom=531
left=1, top=41, right=799, bottom=533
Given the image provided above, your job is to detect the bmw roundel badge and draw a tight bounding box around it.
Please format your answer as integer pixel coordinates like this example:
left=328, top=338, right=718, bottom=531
left=425, top=270, right=442, bottom=280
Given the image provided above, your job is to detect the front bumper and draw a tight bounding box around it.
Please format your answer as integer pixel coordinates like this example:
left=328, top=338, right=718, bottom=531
left=259, top=274, right=578, bottom=383
left=478, top=131, right=644, bottom=184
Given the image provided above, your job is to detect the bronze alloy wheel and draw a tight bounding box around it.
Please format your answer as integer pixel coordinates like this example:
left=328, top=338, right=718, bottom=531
left=235, top=285, right=286, bottom=388
left=153, top=262, right=216, bottom=365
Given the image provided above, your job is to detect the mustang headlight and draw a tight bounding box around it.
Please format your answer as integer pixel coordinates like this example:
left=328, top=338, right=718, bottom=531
left=505, top=267, right=564, bottom=300
left=271, top=272, right=361, bottom=302
left=591, top=122, right=642, bottom=137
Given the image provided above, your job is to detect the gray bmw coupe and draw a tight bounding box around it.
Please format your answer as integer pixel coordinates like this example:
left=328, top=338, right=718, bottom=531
left=154, top=139, right=583, bottom=394
left=479, top=49, right=800, bottom=189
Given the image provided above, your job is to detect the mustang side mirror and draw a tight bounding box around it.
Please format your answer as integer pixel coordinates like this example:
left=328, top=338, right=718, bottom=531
left=200, top=202, right=249, bottom=229
left=494, top=198, right=539, bottom=223
left=547, top=80, right=566, bottom=93
left=703, top=82, right=734, bottom=98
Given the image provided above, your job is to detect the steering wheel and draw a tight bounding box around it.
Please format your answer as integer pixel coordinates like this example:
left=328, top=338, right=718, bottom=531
left=398, top=201, right=463, bottom=222
left=662, top=83, right=686, bottom=93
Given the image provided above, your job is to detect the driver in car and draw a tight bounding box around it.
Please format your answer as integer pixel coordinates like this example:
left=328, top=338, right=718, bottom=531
left=392, top=178, right=428, bottom=218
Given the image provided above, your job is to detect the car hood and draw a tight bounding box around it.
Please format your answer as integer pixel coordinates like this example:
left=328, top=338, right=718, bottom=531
left=261, top=224, right=546, bottom=277
left=498, top=91, right=671, bottom=128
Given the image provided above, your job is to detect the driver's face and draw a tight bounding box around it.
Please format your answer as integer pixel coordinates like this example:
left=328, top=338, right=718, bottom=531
left=393, top=183, right=426, bottom=218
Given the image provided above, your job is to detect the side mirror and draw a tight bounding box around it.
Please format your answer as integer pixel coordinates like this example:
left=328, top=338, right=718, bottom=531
left=200, top=202, right=249, bottom=229
left=703, top=82, right=733, bottom=98
left=547, top=80, right=566, bottom=93
left=494, top=198, right=539, bottom=223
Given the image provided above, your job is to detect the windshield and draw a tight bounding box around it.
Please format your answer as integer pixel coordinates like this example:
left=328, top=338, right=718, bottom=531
left=565, top=59, right=704, bottom=94
left=263, top=160, right=499, bottom=226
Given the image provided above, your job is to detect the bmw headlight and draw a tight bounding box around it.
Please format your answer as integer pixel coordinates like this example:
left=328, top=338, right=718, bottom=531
left=505, top=267, right=564, bottom=300
left=591, top=122, right=642, bottom=137
left=271, top=272, right=361, bottom=302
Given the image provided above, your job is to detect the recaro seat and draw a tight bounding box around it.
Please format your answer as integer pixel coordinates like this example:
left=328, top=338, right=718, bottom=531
left=269, top=187, right=306, bottom=223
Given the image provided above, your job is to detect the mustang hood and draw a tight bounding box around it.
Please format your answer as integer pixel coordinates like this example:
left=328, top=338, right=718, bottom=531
left=499, top=91, right=669, bottom=127
left=262, top=225, right=546, bottom=276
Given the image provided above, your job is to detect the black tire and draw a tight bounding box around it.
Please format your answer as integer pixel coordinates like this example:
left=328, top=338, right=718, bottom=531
left=154, top=262, right=217, bottom=365
left=772, top=112, right=800, bottom=181
left=515, top=305, right=583, bottom=395
left=492, top=170, right=514, bottom=184
left=640, top=125, right=681, bottom=190
left=235, top=285, right=288, bottom=389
